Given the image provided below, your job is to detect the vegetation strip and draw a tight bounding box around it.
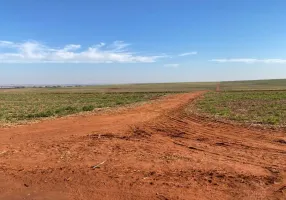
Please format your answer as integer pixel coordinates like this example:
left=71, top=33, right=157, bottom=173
left=0, top=92, right=168, bottom=124
left=194, top=91, right=286, bottom=127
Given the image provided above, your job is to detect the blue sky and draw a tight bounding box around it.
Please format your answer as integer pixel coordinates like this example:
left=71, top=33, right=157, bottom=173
left=0, top=0, right=286, bottom=85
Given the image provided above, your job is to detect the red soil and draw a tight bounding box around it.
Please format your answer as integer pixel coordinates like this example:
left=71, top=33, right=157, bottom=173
left=0, top=92, right=285, bottom=200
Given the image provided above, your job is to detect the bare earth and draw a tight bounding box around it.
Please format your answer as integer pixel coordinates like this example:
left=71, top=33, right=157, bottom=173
left=0, top=92, right=285, bottom=200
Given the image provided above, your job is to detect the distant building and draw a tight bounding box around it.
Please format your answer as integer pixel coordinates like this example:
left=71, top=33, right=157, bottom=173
left=0, top=86, right=25, bottom=89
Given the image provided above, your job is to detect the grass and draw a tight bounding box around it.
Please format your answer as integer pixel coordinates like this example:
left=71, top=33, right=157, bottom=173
left=194, top=91, right=286, bottom=127
left=0, top=92, right=168, bottom=124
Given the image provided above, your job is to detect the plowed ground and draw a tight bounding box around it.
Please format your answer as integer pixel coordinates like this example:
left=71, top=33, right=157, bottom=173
left=0, top=92, right=285, bottom=200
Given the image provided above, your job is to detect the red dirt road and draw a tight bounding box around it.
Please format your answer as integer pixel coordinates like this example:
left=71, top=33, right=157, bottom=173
left=0, top=92, right=285, bottom=200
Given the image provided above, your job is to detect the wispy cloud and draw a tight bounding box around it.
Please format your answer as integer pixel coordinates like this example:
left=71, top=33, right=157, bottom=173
left=0, top=40, right=163, bottom=63
left=178, top=52, right=197, bottom=56
left=164, top=63, right=179, bottom=68
left=211, top=58, right=286, bottom=64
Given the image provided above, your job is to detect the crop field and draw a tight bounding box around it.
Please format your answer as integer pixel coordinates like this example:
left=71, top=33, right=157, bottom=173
left=0, top=92, right=167, bottom=124
left=195, top=91, right=286, bottom=127
left=1, top=81, right=286, bottom=199
left=1, top=79, right=286, bottom=125
left=219, top=78, right=286, bottom=91
left=2, top=78, right=286, bottom=93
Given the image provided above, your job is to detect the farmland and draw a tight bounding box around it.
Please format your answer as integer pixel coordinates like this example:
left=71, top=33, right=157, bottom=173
left=0, top=92, right=167, bottom=124
left=1, top=80, right=286, bottom=199
left=2, top=78, right=286, bottom=93
left=194, top=91, right=286, bottom=127
left=1, top=79, right=286, bottom=125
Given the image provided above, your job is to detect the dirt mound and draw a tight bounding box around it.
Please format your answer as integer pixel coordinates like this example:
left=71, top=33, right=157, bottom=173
left=0, top=92, right=285, bottom=200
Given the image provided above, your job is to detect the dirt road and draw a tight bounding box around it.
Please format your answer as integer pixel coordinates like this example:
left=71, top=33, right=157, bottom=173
left=0, top=92, right=285, bottom=200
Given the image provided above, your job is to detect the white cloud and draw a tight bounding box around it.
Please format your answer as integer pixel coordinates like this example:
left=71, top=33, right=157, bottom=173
left=164, top=63, right=179, bottom=68
left=0, top=40, right=163, bottom=63
left=0, top=41, right=17, bottom=47
left=211, top=58, right=286, bottom=64
left=178, top=52, right=197, bottom=56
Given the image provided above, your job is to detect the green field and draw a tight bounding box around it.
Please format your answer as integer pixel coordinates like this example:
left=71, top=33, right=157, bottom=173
left=1, top=79, right=286, bottom=126
left=0, top=92, right=167, bottom=124
left=220, top=79, right=286, bottom=91
left=2, top=79, right=286, bottom=93
left=194, top=91, right=286, bottom=127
